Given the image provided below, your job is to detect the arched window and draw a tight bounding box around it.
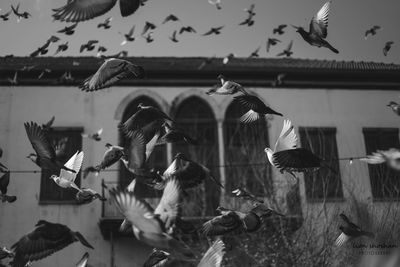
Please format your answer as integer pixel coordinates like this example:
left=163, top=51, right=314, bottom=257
left=172, top=96, right=220, bottom=216
left=223, top=100, right=272, bottom=197
left=119, top=96, right=167, bottom=198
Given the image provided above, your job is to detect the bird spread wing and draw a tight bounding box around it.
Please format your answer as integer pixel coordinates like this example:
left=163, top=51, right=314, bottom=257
left=272, top=148, right=321, bottom=169
left=163, top=158, right=181, bottom=179
left=110, top=189, right=165, bottom=234
left=119, top=0, right=140, bottom=17
left=202, top=212, right=242, bottom=236
left=198, top=240, right=225, bottom=267
left=52, top=0, right=118, bottom=22
left=274, top=119, right=297, bottom=152
left=154, top=179, right=181, bottom=229
left=24, top=122, right=56, bottom=160
left=60, top=151, right=84, bottom=182
left=233, top=95, right=262, bottom=111
left=310, top=1, right=330, bottom=38
left=128, top=131, right=146, bottom=170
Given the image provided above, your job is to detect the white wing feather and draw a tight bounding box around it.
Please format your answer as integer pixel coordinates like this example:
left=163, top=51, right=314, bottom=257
left=154, top=179, right=180, bottom=229
left=60, top=151, right=84, bottom=182
left=274, top=119, right=297, bottom=152
left=198, top=240, right=225, bottom=267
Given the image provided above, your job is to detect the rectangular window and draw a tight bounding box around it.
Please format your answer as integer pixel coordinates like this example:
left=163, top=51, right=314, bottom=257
left=299, top=127, right=343, bottom=201
left=363, top=128, right=400, bottom=199
left=39, top=127, right=83, bottom=204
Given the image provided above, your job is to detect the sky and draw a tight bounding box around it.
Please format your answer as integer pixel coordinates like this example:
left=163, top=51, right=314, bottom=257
left=0, top=0, right=399, bottom=64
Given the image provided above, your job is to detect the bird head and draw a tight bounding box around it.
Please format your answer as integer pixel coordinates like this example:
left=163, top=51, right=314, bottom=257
left=264, top=147, right=273, bottom=155
left=26, top=153, right=37, bottom=161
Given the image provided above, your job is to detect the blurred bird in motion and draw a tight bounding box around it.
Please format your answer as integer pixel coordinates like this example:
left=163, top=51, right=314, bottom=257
left=203, top=26, right=224, bottom=36
left=248, top=46, right=260, bottom=58
left=266, top=38, right=281, bottom=53
left=80, top=40, right=99, bottom=53
left=158, top=123, right=198, bottom=145
left=208, top=0, right=222, bottom=10
left=276, top=40, right=293, bottom=57
left=7, top=71, right=18, bottom=85
left=162, top=14, right=179, bottom=24
left=335, top=213, right=375, bottom=247
left=169, top=31, right=178, bottom=43
left=0, top=10, right=11, bottom=21
left=55, top=42, right=69, bottom=55
left=97, top=17, right=112, bottom=29
left=179, top=26, right=197, bottom=35
left=57, top=23, right=78, bottom=35
left=365, top=25, right=381, bottom=39
left=293, top=1, right=339, bottom=54
left=273, top=24, right=287, bottom=35
left=222, top=53, right=234, bottom=64
left=120, top=25, right=135, bottom=45
left=360, top=148, right=400, bottom=171
left=53, top=0, right=142, bottom=22
left=142, top=21, right=156, bottom=36
left=76, top=188, right=106, bottom=204
left=234, top=94, right=283, bottom=123
left=383, top=41, right=394, bottom=56
left=387, top=101, right=400, bottom=116
left=82, top=128, right=103, bottom=141
left=84, top=143, right=125, bottom=178
left=11, top=4, right=31, bottom=21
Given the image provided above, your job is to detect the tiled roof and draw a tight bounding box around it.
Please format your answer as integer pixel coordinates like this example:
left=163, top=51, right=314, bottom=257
left=1, top=56, right=400, bottom=89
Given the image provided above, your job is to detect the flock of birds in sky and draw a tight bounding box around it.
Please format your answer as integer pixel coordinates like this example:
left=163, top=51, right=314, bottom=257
left=1, top=0, right=400, bottom=266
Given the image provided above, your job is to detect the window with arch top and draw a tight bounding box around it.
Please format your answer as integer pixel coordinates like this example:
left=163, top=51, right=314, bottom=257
left=223, top=99, right=273, bottom=197
left=172, top=96, right=221, bottom=216
left=119, top=95, right=167, bottom=198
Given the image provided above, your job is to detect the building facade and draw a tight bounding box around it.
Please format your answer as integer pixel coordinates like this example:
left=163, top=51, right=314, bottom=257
left=0, top=57, right=399, bottom=267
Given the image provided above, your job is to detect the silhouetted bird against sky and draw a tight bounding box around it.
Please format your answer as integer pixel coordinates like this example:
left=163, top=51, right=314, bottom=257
left=387, top=101, right=400, bottom=116
left=88, top=143, right=125, bottom=175
left=97, top=17, right=112, bottom=29
left=50, top=151, right=84, bottom=192
left=80, top=40, right=99, bottom=53
left=244, top=4, right=255, bottom=16
left=57, top=23, right=78, bottom=35
left=248, top=46, right=260, bottom=58
left=179, top=26, right=196, bottom=35
left=293, top=1, right=339, bottom=54
left=203, top=26, right=224, bottom=36
left=0, top=10, right=11, bottom=21
left=142, top=21, right=156, bottom=36
left=11, top=4, right=31, bottom=21
left=209, top=0, right=222, bottom=10
left=24, top=122, right=76, bottom=173
left=239, top=12, right=255, bottom=27
left=383, top=41, right=394, bottom=56
left=335, top=213, right=375, bottom=247
left=364, top=25, right=381, bottom=39
left=76, top=252, right=89, bottom=267
left=266, top=38, right=281, bottom=53
left=162, top=14, right=179, bottom=24
left=53, top=0, right=141, bottom=22
left=207, top=74, right=247, bottom=95
left=11, top=220, right=93, bottom=267
left=55, top=42, right=69, bottom=55
left=143, top=32, right=154, bottom=43
left=80, top=58, right=145, bottom=91
left=273, top=24, right=287, bottom=35
left=234, top=94, right=283, bottom=123
left=169, top=30, right=178, bottom=43
left=276, top=40, right=293, bottom=57
left=30, top=40, right=52, bottom=57
left=97, top=46, right=107, bottom=56
left=265, top=119, right=325, bottom=181
left=120, top=25, right=135, bottom=45
left=41, top=116, right=55, bottom=132
left=360, top=148, right=400, bottom=171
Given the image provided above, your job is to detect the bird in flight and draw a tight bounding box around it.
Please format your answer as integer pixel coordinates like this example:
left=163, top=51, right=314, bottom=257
left=233, top=94, right=283, bottom=123
left=248, top=46, right=260, bottom=58
left=169, top=30, right=178, bottom=43
left=82, top=128, right=103, bottom=141
left=239, top=11, right=255, bottom=27
left=0, top=10, right=11, bottom=21
left=55, top=42, right=69, bottom=55
left=11, top=220, right=93, bottom=267
left=50, top=151, right=84, bottom=192
left=383, top=41, right=394, bottom=56
left=335, top=213, right=374, bottom=247
left=387, top=101, right=400, bottom=116
left=266, top=38, right=281, bottom=53
left=143, top=32, right=154, bottom=43
left=293, top=1, right=339, bottom=54
left=273, top=24, right=287, bottom=35
left=276, top=40, right=293, bottom=57
left=360, top=148, right=400, bottom=171
left=206, top=74, right=247, bottom=95
left=202, top=26, right=224, bottom=36
left=179, top=26, right=196, bottom=35
left=80, top=40, right=99, bottom=53
left=24, top=122, right=76, bottom=173
left=80, top=58, right=145, bottom=92
left=53, top=0, right=142, bottom=22
left=364, top=25, right=381, bottom=40
left=208, top=0, right=222, bottom=10
left=11, top=4, right=31, bottom=21
left=120, top=25, right=135, bottom=45
left=97, top=17, right=112, bottom=29
left=162, top=14, right=179, bottom=24
left=57, top=23, right=79, bottom=35
left=142, top=21, right=156, bottom=36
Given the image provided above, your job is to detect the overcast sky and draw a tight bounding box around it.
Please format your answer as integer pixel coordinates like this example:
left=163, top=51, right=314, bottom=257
left=1, top=0, right=399, bottom=63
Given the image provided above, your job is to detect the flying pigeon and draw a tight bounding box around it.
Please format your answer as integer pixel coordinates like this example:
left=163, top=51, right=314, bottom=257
left=264, top=119, right=326, bottom=180
left=82, top=128, right=103, bottom=141
left=248, top=46, right=260, bottom=58
left=162, top=14, right=179, bottom=24
left=0, top=10, right=11, bottom=21
left=76, top=188, right=106, bottom=204
left=98, top=17, right=112, bottom=29
left=142, top=21, right=156, bottom=36
left=55, top=42, right=69, bottom=55
left=80, top=40, right=99, bottom=53
left=364, top=25, right=381, bottom=39
left=50, top=151, right=84, bottom=192
left=239, top=8, right=255, bottom=27
left=206, top=74, right=247, bottom=95
left=233, top=94, right=283, bottom=123
left=266, top=38, right=281, bottom=53
left=143, top=32, right=154, bottom=43
left=57, top=23, right=78, bottom=35
left=293, top=1, right=339, bottom=53
left=169, top=30, right=178, bottom=43
left=79, top=58, right=145, bottom=92
left=335, top=213, right=375, bottom=247
left=11, top=220, right=93, bottom=267
left=273, top=24, right=287, bottom=35
left=53, top=0, right=141, bottom=22
left=203, top=26, right=224, bottom=36
left=120, top=25, right=135, bottom=45
left=179, top=26, right=196, bottom=35
left=387, top=101, right=400, bottom=116
left=208, top=0, right=222, bottom=10
left=360, top=148, right=400, bottom=171
left=76, top=252, right=89, bottom=267
left=158, top=123, right=198, bottom=145
left=383, top=41, right=394, bottom=56
left=222, top=53, right=234, bottom=64
left=244, top=4, right=255, bottom=15
left=24, top=122, right=76, bottom=173
left=11, top=4, right=31, bottom=21
left=30, top=40, right=53, bottom=57
left=276, top=40, right=293, bottom=57
left=84, top=143, right=125, bottom=177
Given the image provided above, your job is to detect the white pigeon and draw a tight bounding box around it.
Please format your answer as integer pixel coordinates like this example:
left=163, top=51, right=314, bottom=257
left=264, top=119, right=298, bottom=167
left=360, top=148, right=400, bottom=171
left=50, top=151, right=84, bottom=192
